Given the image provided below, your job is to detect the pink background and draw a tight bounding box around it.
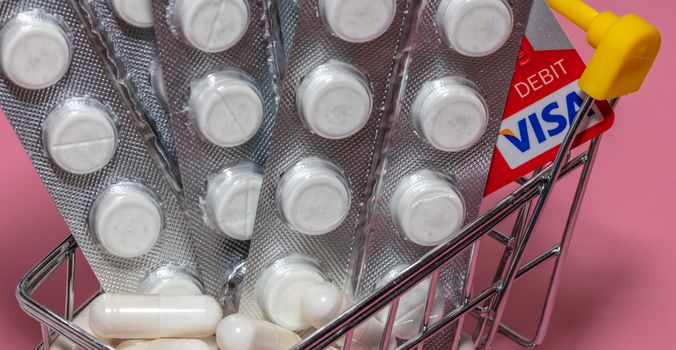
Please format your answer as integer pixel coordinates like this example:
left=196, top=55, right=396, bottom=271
left=0, top=0, right=673, bottom=348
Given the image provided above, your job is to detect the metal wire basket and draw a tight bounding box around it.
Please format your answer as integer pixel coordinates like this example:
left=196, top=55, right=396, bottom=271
left=16, top=91, right=617, bottom=349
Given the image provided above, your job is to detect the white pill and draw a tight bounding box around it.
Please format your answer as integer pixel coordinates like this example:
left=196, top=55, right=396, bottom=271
left=109, top=0, right=154, bottom=28
left=90, top=183, right=163, bottom=258
left=412, top=78, right=488, bottom=152
left=190, top=72, right=264, bottom=147
left=117, top=339, right=210, bottom=350
left=297, top=62, right=372, bottom=139
left=391, top=170, right=465, bottom=246
left=205, top=164, right=263, bottom=240
left=300, top=281, right=349, bottom=329
left=256, top=255, right=327, bottom=331
left=216, top=313, right=301, bottom=350
left=277, top=158, right=351, bottom=235
left=138, top=265, right=205, bottom=295
left=0, top=12, right=71, bottom=89
left=50, top=305, right=113, bottom=350
left=89, top=293, right=223, bottom=339
left=437, top=0, right=513, bottom=57
left=42, top=98, right=117, bottom=175
left=320, top=0, right=396, bottom=43
left=174, top=0, right=249, bottom=52
left=376, top=264, right=445, bottom=339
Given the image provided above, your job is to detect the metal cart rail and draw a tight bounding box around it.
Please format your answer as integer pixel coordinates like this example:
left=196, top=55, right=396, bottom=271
left=16, top=0, right=660, bottom=348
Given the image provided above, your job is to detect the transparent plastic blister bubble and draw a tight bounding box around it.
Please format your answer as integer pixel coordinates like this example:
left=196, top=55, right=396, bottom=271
left=71, top=0, right=180, bottom=186
left=0, top=1, right=197, bottom=293
left=353, top=0, right=535, bottom=343
left=239, top=0, right=415, bottom=325
left=151, top=0, right=281, bottom=297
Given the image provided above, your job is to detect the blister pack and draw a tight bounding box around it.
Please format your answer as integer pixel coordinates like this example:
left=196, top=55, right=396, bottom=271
left=275, top=0, right=300, bottom=57
left=353, top=0, right=535, bottom=341
left=71, top=0, right=181, bottom=188
left=239, top=0, right=414, bottom=333
left=150, top=0, right=281, bottom=296
left=0, top=1, right=197, bottom=292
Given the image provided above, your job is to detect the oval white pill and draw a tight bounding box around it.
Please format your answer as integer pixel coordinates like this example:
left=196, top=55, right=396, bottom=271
left=216, top=313, right=301, bottom=350
left=297, top=62, right=372, bottom=139
left=205, top=164, right=263, bottom=240
left=90, top=183, right=164, bottom=258
left=175, top=0, right=249, bottom=52
left=437, top=0, right=513, bottom=57
left=277, top=158, right=351, bottom=236
left=109, top=0, right=154, bottom=28
left=42, top=98, right=117, bottom=175
left=320, top=0, right=396, bottom=43
left=413, top=78, right=488, bottom=152
left=190, top=72, right=264, bottom=147
left=256, top=256, right=327, bottom=331
left=117, top=339, right=210, bottom=350
left=376, top=264, right=445, bottom=339
left=89, top=293, right=223, bottom=339
left=390, top=170, right=465, bottom=246
left=0, top=12, right=71, bottom=89
left=138, top=265, right=205, bottom=295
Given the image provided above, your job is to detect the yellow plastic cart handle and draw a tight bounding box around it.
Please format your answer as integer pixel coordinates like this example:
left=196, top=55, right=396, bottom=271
left=547, top=0, right=661, bottom=100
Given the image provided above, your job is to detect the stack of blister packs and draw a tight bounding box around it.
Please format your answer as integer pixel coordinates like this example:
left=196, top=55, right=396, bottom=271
left=1, top=0, right=612, bottom=349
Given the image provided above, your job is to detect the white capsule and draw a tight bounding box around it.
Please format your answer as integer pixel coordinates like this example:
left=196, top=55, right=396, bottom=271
left=190, top=71, right=264, bottom=147
left=320, top=0, right=396, bottom=43
left=174, top=0, right=249, bottom=52
left=89, top=293, right=223, bottom=339
left=277, top=158, right=351, bottom=236
left=42, top=97, right=118, bottom=175
left=437, top=0, right=513, bottom=57
left=217, top=313, right=301, bottom=350
left=109, top=0, right=154, bottom=28
left=0, top=12, right=71, bottom=90
left=89, top=183, right=164, bottom=258
left=137, top=265, right=205, bottom=295
left=205, top=164, right=263, bottom=240
left=375, top=264, right=445, bottom=340
left=117, top=339, right=210, bottom=350
left=412, top=78, right=488, bottom=152
left=256, top=255, right=328, bottom=331
left=297, top=62, right=372, bottom=139
left=390, top=170, right=465, bottom=246
left=50, top=305, right=113, bottom=350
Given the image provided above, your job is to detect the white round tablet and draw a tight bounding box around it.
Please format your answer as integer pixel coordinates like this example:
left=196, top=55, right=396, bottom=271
left=277, top=158, right=351, bottom=235
left=297, top=62, right=372, bottom=139
left=300, top=282, right=346, bottom=329
left=205, top=164, right=263, bottom=240
left=138, top=265, right=205, bottom=295
left=90, top=183, right=164, bottom=258
left=412, top=78, right=488, bottom=152
left=0, top=12, right=71, bottom=90
left=190, top=72, right=264, bottom=147
left=376, top=264, right=445, bottom=339
left=109, top=0, right=154, bottom=28
left=255, top=256, right=326, bottom=331
left=437, top=0, right=513, bottom=57
left=174, top=0, right=249, bottom=52
left=43, top=98, right=118, bottom=175
left=390, top=170, right=465, bottom=246
left=320, top=0, right=396, bottom=43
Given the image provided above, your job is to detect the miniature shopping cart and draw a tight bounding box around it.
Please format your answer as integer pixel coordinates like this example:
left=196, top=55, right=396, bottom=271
left=15, top=1, right=660, bottom=349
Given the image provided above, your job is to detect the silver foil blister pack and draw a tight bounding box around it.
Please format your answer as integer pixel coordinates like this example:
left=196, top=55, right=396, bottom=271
left=151, top=0, right=281, bottom=296
left=240, top=0, right=414, bottom=324
left=354, top=0, right=535, bottom=343
left=72, top=0, right=181, bottom=188
left=0, top=1, right=197, bottom=292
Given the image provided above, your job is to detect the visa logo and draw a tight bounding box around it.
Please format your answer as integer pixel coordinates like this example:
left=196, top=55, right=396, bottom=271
left=496, top=81, right=604, bottom=169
